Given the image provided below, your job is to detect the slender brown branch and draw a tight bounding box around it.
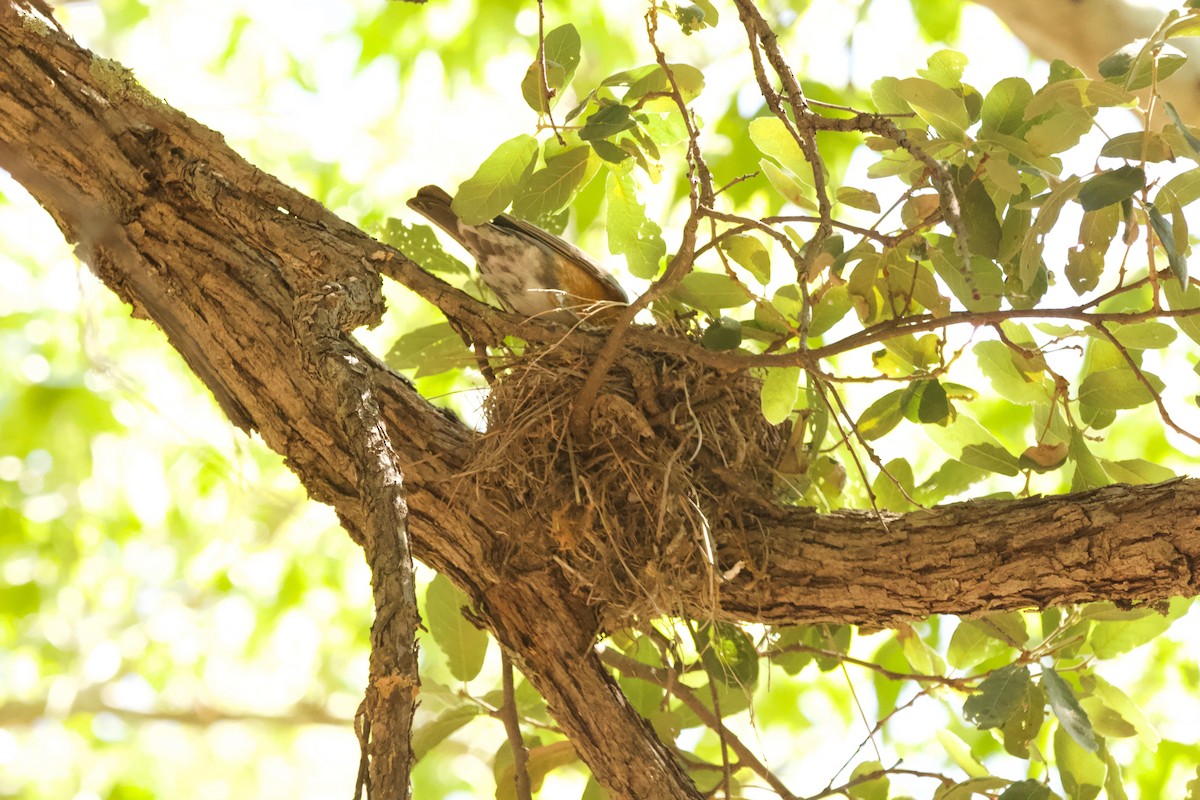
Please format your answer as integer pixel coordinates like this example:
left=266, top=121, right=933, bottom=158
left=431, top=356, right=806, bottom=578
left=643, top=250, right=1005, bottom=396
left=499, top=652, right=534, bottom=800
left=566, top=5, right=707, bottom=439
left=1090, top=321, right=1200, bottom=446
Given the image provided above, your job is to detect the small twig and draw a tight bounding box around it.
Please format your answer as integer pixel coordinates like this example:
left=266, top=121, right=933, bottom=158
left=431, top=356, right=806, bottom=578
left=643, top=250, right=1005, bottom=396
left=536, top=0, right=565, bottom=145
left=500, top=652, right=534, bottom=800
left=1091, top=321, right=1200, bottom=446
left=567, top=5, right=707, bottom=439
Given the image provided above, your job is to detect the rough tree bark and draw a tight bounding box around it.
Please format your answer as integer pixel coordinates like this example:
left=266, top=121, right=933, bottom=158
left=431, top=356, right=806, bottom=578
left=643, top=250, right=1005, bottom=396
left=2, top=3, right=1198, bottom=798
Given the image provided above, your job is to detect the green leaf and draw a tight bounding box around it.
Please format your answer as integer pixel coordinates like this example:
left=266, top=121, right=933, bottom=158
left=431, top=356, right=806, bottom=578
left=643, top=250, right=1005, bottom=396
left=1165, top=101, right=1200, bottom=157
left=622, top=63, right=705, bottom=104
left=1077, top=367, right=1164, bottom=410
left=1164, top=278, right=1200, bottom=345
left=521, top=60, right=566, bottom=112
left=961, top=443, right=1020, bottom=476
left=580, top=103, right=636, bottom=141
left=721, top=234, right=772, bottom=283
left=1103, top=749, right=1130, bottom=800
left=948, top=619, right=1018, bottom=670
left=427, top=573, right=490, bottom=682
left=1098, top=39, right=1188, bottom=91
left=872, top=457, right=916, bottom=512
left=688, top=0, right=719, bottom=29
left=520, top=23, right=580, bottom=111
left=897, top=77, right=970, bottom=139
left=1020, top=175, right=1081, bottom=287
left=1001, top=683, right=1047, bottom=758
left=940, top=778, right=1014, bottom=800
left=512, top=145, right=591, bottom=220
left=848, top=760, right=889, bottom=800
left=590, top=138, right=632, bottom=164
left=672, top=270, right=749, bottom=311
left=1077, top=166, right=1145, bottom=211
left=771, top=625, right=814, bottom=675
left=1053, top=725, right=1105, bottom=800
left=1090, top=597, right=1189, bottom=658
left=701, top=316, right=742, bottom=351
left=1043, top=668, right=1099, bottom=752
left=964, top=663, right=1031, bottom=729
left=835, top=186, right=881, bottom=213
left=1025, top=78, right=1134, bottom=117
left=957, top=173, right=1002, bottom=259
left=1099, top=130, right=1176, bottom=162
left=696, top=622, right=760, bottom=688
left=911, top=0, right=962, bottom=42
left=897, top=623, right=944, bottom=674
left=1069, top=429, right=1110, bottom=491
left=807, top=284, right=853, bottom=338
left=748, top=116, right=807, bottom=175
left=857, top=390, right=905, bottom=441
left=761, top=365, right=802, bottom=424
left=901, top=379, right=950, bottom=424
left=543, top=24, right=581, bottom=83
left=413, top=705, right=482, bottom=761
left=496, top=741, right=579, bottom=800
left=936, top=730, right=989, bottom=778
left=760, top=159, right=818, bottom=210
left=1024, top=106, right=1094, bottom=157
left=1092, top=320, right=1177, bottom=349
left=452, top=134, right=539, bottom=224
left=382, top=218, right=469, bottom=275
left=928, top=246, right=1004, bottom=312
left=1066, top=245, right=1104, bottom=295
left=1147, top=202, right=1189, bottom=284
left=998, top=779, right=1054, bottom=800
left=1100, top=458, right=1175, bottom=484
left=975, top=340, right=1048, bottom=405
left=926, top=414, right=1019, bottom=475
left=1080, top=673, right=1160, bottom=748
left=385, top=322, right=470, bottom=378
left=1156, top=167, right=1200, bottom=208
left=606, top=171, right=665, bottom=279
left=981, top=77, right=1033, bottom=137
left=918, top=49, right=968, bottom=87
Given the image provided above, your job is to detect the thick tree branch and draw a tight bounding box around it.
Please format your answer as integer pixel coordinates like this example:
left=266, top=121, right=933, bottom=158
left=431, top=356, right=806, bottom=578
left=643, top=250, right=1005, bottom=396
left=717, top=478, right=1200, bottom=627
left=294, top=281, right=419, bottom=799
left=970, top=0, right=1200, bottom=124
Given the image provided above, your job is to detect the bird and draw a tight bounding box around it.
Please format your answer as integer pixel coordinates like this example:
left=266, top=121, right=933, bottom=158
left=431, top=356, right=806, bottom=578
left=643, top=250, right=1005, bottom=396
left=407, top=185, right=629, bottom=324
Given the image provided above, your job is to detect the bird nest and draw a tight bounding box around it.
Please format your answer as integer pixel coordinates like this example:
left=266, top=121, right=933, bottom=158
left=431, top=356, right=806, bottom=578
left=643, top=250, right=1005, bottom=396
left=463, top=332, right=785, bottom=628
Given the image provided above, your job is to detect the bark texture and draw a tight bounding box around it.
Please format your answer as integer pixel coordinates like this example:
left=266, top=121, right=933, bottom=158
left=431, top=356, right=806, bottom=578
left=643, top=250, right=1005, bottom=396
left=2, top=3, right=1199, bottom=798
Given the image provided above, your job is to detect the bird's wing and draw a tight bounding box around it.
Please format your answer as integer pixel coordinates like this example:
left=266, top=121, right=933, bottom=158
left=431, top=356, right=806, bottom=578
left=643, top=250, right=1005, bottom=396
left=492, top=213, right=629, bottom=304
left=408, top=185, right=629, bottom=305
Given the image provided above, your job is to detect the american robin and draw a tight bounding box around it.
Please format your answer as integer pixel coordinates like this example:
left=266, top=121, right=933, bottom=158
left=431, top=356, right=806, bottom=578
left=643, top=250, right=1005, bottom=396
left=407, top=185, right=628, bottom=324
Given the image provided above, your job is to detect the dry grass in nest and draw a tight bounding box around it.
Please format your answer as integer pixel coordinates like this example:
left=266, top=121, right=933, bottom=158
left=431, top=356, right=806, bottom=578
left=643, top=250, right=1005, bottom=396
left=464, top=333, right=785, bottom=628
